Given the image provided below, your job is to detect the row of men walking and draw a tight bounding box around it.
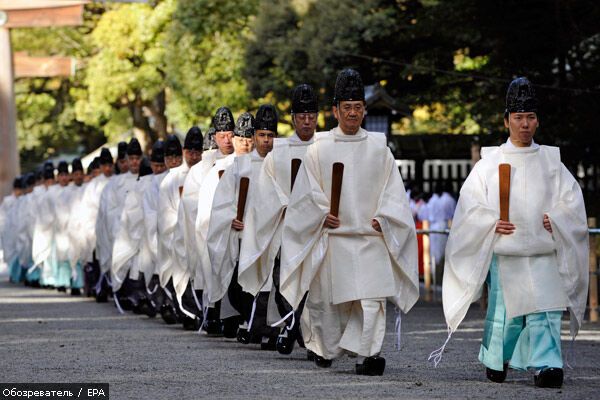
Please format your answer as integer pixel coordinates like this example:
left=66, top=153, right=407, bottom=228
left=0, top=71, right=589, bottom=386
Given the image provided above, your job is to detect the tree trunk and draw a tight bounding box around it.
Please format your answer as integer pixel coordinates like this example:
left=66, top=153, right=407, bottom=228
left=150, top=89, right=168, bottom=139
left=129, top=98, right=154, bottom=154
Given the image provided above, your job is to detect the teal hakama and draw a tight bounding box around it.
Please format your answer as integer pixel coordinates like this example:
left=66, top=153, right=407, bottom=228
left=56, top=260, right=72, bottom=288
left=71, top=261, right=84, bottom=289
left=479, top=255, right=563, bottom=372
left=9, top=257, right=24, bottom=283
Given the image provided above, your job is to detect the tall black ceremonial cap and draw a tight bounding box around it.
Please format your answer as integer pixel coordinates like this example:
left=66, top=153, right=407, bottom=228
left=184, top=126, right=203, bottom=151
left=99, top=148, right=113, bottom=165
left=139, top=157, right=153, bottom=177
left=14, top=176, right=24, bottom=189
left=117, top=141, right=128, bottom=160
left=151, top=140, right=165, bottom=163
left=204, top=127, right=217, bottom=151
left=25, top=172, right=36, bottom=187
left=291, top=84, right=318, bottom=114
left=505, top=77, right=538, bottom=114
left=71, top=158, right=84, bottom=173
left=57, top=160, right=69, bottom=175
left=43, top=161, right=55, bottom=180
left=34, top=166, right=43, bottom=181
left=255, top=104, right=278, bottom=133
left=234, top=112, right=255, bottom=138
left=165, top=134, right=183, bottom=157
left=333, top=68, right=365, bottom=104
left=89, top=157, right=100, bottom=173
left=127, top=138, right=143, bottom=156
left=212, top=107, right=235, bottom=132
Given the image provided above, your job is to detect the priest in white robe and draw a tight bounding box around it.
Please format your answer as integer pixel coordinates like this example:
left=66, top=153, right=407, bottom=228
left=66, top=158, right=87, bottom=295
left=0, top=178, right=21, bottom=275
left=238, top=85, right=318, bottom=354
left=173, top=108, right=234, bottom=325
left=280, top=69, right=419, bottom=376
left=208, top=105, right=280, bottom=346
left=195, top=113, right=253, bottom=336
left=437, top=78, right=588, bottom=389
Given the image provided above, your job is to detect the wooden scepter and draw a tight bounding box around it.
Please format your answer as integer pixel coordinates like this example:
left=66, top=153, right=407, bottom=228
left=330, top=162, right=344, bottom=217
left=236, top=177, right=250, bottom=222
left=290, top=158, right=302, bottom=191
left=499, top=163, right=511, bottom=221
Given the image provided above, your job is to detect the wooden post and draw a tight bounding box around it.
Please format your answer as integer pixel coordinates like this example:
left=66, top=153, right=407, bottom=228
left=589, top=217, right=598, bottom=322
left=422, top=220, right=431, bottom=302
left=0, top=27, right=19, bottom=197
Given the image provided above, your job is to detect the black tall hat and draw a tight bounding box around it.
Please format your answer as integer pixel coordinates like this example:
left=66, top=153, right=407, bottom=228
left=71, top=158, right=84, bottom=173
left=505, top=77, right=538, bottom=114
left=165, top=134, right=183, bottom=157
left=13, top=177, right=23, bottom=189
left=291, top=84, right=318, bottom=114
left=184, top=126, right=203, bottom=151
left=43, top=162, right=55, bottom=180
left=127, top=138, right=143, bottom=156
left=88, top=157, right=100, bottom=174
left=34, top=166, right=43, bottom=181
left=99, top=148, right=113, bottom=165
left=213, top=107, right=235, bottom=132
left=117, top=141, right=128, bottom=160
left=139, top=157, right=153, bottom=178
left=333, top=68, right=365, bottom=104
left=234, top=112, right=255, bottom=138
left=25, top=172, right=36, bottom=187
left=255, top=104, right=278, bottom=133
left=204, top=127, right=217, bottom=151
left=57, top=160, right=69, bottom=175
left=151, top=140, right=165, bottom=163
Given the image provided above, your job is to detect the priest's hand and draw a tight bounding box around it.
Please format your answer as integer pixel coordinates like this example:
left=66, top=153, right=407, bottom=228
left=372, top=219, right=382, bottom=232
left=232, top=219, right=244, bottom=231
left=495, top=220, right=515, bottom=235
left=543, top=214, right=553, bottom=233
left=324, top=214, right=340, bottom=229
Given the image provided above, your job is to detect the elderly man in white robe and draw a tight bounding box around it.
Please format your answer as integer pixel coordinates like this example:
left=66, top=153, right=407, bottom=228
left=434, top=78, right=588, bottom=389
left=208, top=105, right=280, bottom=347
left=173, top=108, right=235, bottom=328
left=196, top=113, right=253, bottom=336
left=280, top=69, right=419, bottom=376
left=96, top=139, right=142, bottom=304
left=238, top=84, right=318, bottom=355
left=157, top=129, right=203, bottom=324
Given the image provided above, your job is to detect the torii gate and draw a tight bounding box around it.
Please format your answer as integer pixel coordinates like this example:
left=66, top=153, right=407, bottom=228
left=0, top=1, right=85, bottom=197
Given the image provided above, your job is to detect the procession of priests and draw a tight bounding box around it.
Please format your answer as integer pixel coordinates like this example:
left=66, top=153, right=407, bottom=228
left=0, top=71, right=589, bottom=385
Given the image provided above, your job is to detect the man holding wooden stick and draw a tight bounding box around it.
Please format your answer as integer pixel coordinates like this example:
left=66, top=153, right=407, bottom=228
left=435, top=77, right=589, bottom=389
left=279, top=69, right=419, bottom=375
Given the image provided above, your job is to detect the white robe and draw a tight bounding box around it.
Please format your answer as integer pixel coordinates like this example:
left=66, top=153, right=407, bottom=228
left=77, top=174, right=110, bottom=264
left=238, top=134, right=313, bottom=296
left=280, top=127, right=419, bottom=358
left=172, top=150, right=225, bottom=310
left=53, top=184, right=77, bottom=263
left=442, top=143, right=589, bottom=338
left=207, top=150, right=264, bottom=304
left=195, top=154, right=235, bottom=305
left=31, top=185, right=57, bottom=268
left=111, top=175, right=153, bottom=291
left=96, top=172, right=138, bottom=274
left=0, top=194, right=17, bottom=267
left=139, top=171, right=167, bottom=287
left=66, top=183, right=87, bottom=269
left=158, top=163, right=189, bottom=287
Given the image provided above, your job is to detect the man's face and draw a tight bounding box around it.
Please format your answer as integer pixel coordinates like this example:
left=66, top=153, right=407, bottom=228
left=164, top=154, right=183, bottom=169
left=215, top=131, right=234, bottom=155
left=127, top=155, right=141, bottom=174
left=91, top=169, right=101, bottom=178
left=151, top=161, right=167, bottom=175
left=293, top=113, right=318, bottom=141
left=233, top=136, right=253, bottom=155
left=184, top=149, right=202, bottom=167
left=100, top=163, right=113, bottom=177
left=117, top=158, right=129, bottom=173
left=57, top=173, right=70, bottom=187
left=254, top=130, right=276, bottom=158
left=333, top=101, right=365, bottom=135
left=504, top=112, right=538, bottom=147
left=14, top=188, right=23, bottom=197
left=72, top=171, right=84, bottom=186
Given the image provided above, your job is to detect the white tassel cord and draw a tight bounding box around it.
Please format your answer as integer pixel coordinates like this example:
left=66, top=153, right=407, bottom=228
left=247, top=297, right=258, bottom=332
left=270, top=310, right=294, bottom=329
left=428, top=327, right=453, bottom=368
left=394, top=308, right=402, bottom=351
